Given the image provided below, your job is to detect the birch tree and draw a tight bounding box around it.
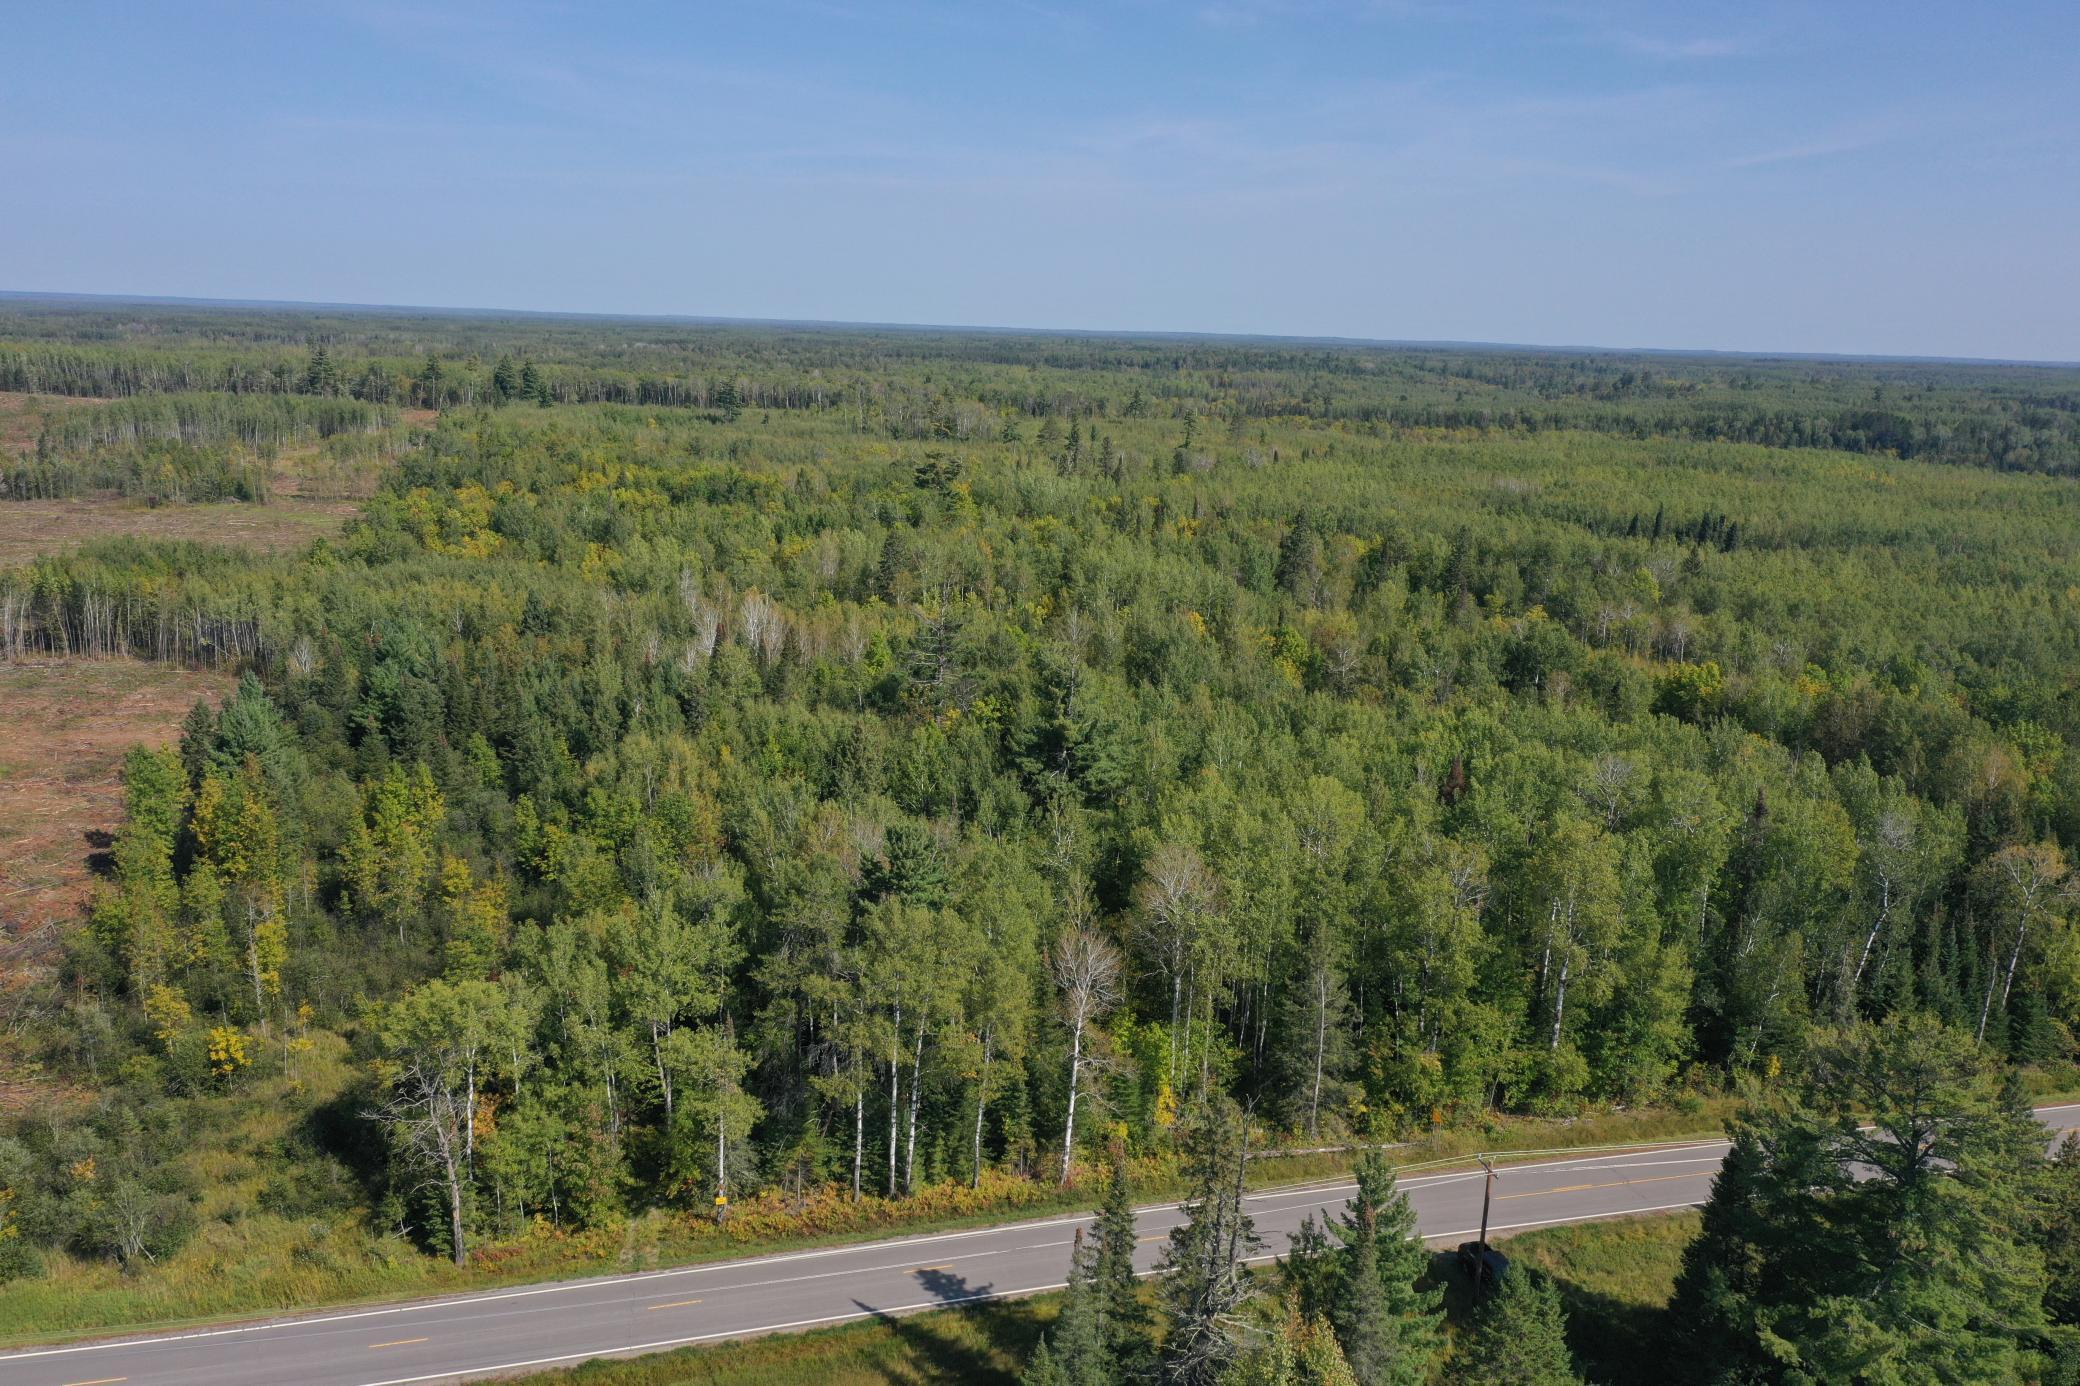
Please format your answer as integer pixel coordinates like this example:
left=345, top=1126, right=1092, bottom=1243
left=1050, top=925, right=1122, bottom=1184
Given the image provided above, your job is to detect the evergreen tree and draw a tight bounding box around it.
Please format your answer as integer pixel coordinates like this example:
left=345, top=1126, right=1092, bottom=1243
left=1157, top=1096, right=1259, bottom=1386
left=1276, top=511, right=1324, bottom=605
left=864, top=822, right=949, bottom=907
left=1331, top=1156, right=1441, bottom=1385
left=1279, top=1212, right=1339, bottom=1326
left=1334, top=1200, right=1394, bottom=1385
left=1459, top=1269, right=1581, bottom=1384
left=415, top=352, right=446, bottom=407
left=712, top=377, right=743, bottom=421
left=1093, top=1141, right=1149, bottom=1370
left=1665, top=1108, right=1843, bottom=1381
left=1670, top=1015, right=2051, bottom=1383
left=303, top=344, right=338, bottom=396
left=2046, top=1133, right=2080, bottom=1327
left=1026, top=1227, right=1111, bottom=1386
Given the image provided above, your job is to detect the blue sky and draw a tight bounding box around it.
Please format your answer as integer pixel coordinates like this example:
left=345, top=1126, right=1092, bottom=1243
left=4, top=1, right=2075, bottom=359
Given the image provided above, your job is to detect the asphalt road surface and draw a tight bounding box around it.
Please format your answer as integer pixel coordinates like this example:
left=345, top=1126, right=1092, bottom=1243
left=6, top=1103, right=2076, bottom=1386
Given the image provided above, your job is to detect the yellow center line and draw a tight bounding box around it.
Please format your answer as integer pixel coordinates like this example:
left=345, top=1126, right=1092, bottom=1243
left=914, top=1263, right=955, bottom=1273
left=62, top=1378, right=128, bottom=1386
left=646, top=1298, right=705, bottom=1311
left=1138, top=1234, right=1167, bottom=1243
left=369, top=1336, right=431, bottom=1349
left=1498, top=1171, right=1708, bottom=1201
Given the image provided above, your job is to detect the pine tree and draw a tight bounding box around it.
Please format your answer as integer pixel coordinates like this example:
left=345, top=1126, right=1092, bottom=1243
left=1335, top=1200, right=1394, bottom=1384
left=2047, top=1133, right=2080, bottom=1328
left=303, top=344, right=338, bottom=396
left=1023, top=1341, right=1067, bottom=1386
left=1669, top=1016, right=2051, bottom=1383
left=1332, top=1156, right=1441, bottom=1385
left=1157, top=1096, right=1259, bottom=1386
left=1276, top=511, right=1324, bottom=605
left=1665, top=1115, right=1829, bottom=1379
left=415, top=353, right=446, bottom=408
left=1457, top=1269, right=1581, bottom=1385
left=712, top=378, right=743, bottom=422
left=1026, top=1228, right=1111, bottom=1386
left=865, top=822, right=949, bottom=907
left=1278, top=1212, right=1339, bottom=1326
left=1093, top=1141, right=1149, bottom=1371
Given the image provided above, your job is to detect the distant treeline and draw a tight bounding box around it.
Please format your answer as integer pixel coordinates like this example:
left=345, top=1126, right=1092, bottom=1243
left=2, top=439, right=270, bottom=504
left=32, top=392, right=395, bottom=458
left=0, top=393, right=398, bottom=504
left=2, top=299, right=2077, bottom=472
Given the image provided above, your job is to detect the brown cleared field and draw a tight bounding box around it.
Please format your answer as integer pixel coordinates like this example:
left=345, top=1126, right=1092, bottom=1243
left=0, top=659, right=233, bottom=1110
left=0, top=658, right=232, bottom=956
left=0, top=389, right=397, bottom=564
left=0, top=390, right=105, bottom=454
left=0, top=495, right=359, bottom=565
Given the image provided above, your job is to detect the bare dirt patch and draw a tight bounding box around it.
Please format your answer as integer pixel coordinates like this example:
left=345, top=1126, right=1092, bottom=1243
left=0, top=390, right=106, bottom=457
left=1, top=390, right=380, bottom=563
left=0, top=659, right=232, bottom=944
left=0, top=496, right=358, bottom=566
left=0, top=659, right=232, bottom=1109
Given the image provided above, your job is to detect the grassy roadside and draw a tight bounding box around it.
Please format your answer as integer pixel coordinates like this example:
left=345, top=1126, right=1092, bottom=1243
left=1469, top=1212, right=1701, bottom=1385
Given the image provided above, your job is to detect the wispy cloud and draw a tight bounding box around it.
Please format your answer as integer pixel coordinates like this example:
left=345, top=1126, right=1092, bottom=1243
left=1195, top=0, right=1462, bottom=30
left=1607, top=31, right=1751, bottom=60
left=1727, top=124, right=1902, bottom=169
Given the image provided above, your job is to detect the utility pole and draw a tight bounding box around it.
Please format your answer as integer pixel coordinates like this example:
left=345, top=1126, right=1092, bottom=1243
left=1473, top=1154, right=1496, bottom=1306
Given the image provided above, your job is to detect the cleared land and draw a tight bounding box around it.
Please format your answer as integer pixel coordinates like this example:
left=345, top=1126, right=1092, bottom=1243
left=0, top=659, right=233, bottom=1106
left=0, top=495, right=359, bottom=565
left=0, top=390, right=383, bottom=564
left=0, top=659, right=232, bottom=937
left=0, top=390, right=101, bottom=453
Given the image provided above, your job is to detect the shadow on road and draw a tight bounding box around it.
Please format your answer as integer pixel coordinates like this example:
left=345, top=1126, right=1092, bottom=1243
left=911, top=1265, right=991, bottom=1305
left=848, top=1268, right=1041, bottom=1385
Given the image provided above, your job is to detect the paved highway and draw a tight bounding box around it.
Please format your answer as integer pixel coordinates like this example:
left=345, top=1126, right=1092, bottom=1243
left=6, top=1103, right=2075, bottom=1386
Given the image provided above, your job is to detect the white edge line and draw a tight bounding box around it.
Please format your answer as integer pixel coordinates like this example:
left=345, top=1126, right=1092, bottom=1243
left=350, top=1197, right=1717, bottom=1386
left=347, top=1286, right=1072, bottom=1386
left=14, top=1105, right=2074, bottom=1363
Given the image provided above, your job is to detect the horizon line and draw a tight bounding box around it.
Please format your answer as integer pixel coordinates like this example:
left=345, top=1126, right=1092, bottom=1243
left=3, top=287, right=2076, bottom=372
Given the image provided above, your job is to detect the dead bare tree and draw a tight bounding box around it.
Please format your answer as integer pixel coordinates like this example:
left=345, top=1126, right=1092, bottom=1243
left=369, top=1052, right=471, bottom=1265
left=1051, top=925, right=1122, bottom=1185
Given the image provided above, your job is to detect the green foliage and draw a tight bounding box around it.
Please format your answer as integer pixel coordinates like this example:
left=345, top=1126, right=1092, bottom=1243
left=1093, top=1144, right=1148, bottom=1371
left=1670, top=1015, right=2052, bottom=1384
left=1457, top=1268, right=1583, bottom=1385
left=2048, top=1133, right=2080, bottom=1330
left=1026, top=1229, right=1111, bottom=1386
left=5, top=306, right=2080, bottom=1347
left=1157, top=1096, right=1259, bottom=1385
left=1227, top=1311, right=1360, bottom=1386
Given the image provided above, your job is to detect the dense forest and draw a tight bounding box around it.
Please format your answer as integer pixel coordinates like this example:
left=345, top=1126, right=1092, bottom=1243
left=3, top=300, right=2079, bottom=1379
left=3, top=299, right=2077, bottom=472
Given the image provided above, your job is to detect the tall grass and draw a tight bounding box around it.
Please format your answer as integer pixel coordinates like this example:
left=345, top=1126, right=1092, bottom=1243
left=1483, top=1212, right=1701, bottom=1385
